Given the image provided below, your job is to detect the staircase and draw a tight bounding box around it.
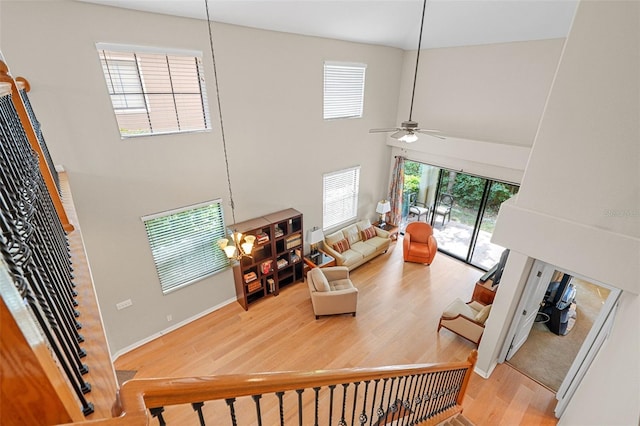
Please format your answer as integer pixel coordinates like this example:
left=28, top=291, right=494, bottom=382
left=437, top=413, right=475, bottom=426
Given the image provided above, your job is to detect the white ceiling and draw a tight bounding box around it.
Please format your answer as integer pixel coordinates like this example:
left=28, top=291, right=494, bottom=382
left=77, top=0, right=579, bottom=50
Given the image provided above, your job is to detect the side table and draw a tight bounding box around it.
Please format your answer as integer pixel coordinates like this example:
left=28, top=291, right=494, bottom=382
left=472, top=279, right=497, bottom=305
left=303, top=250, right=336, bottom=278
left=373, top=221, right=399, bottom=241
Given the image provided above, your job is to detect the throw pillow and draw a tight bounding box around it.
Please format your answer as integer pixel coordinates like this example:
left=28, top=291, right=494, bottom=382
left=332, top=238, right=350, bottom=253
left=343, top=225, right=360, bottom=245
left=475, top=304, right=492, bottom=324
left=310, top=268, right=330, bottom=292
left=361, top=226, right=377, bottom=241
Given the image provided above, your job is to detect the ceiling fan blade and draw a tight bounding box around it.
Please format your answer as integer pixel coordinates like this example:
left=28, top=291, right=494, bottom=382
left=390, top=130, right=409, bottom=139
left=369, top=128, right=400, bottom=133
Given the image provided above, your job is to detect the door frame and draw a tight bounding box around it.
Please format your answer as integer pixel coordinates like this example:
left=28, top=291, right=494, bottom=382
left=498, top=260, right=622, bottom=417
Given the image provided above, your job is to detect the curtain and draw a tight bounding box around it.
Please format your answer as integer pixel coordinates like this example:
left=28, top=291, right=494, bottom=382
left=388, top=156, right=405, bottom=226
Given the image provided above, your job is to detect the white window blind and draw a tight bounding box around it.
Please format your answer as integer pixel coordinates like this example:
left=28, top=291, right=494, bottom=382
left=323, top=166, right=360, bottom=230
left=96, top=43, right=211, bottom=138
left=323, top=61, right=366, bottom=120
left=142, top=200, right=228, bottom=294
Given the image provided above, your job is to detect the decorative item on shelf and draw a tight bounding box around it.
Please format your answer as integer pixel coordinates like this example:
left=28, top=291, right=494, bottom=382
left=243, top=271, right=257, bottom=283
left=308, top=227, right=324, bottom=256
left=205, top=0, right=254, bottom=263
left=274, top=225, right=284, bottom=238
left=267, top=278, right=275, bottom=293
left=376, top=200, right=391, bottom=227
left=261, top=260, right=273, bottom=274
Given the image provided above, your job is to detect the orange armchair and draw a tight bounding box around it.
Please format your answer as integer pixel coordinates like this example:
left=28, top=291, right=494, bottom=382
left=403, top=222, right=438, bottom=265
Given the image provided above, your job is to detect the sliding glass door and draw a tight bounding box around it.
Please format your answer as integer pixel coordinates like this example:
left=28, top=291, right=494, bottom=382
left=403, top=161, right=519, bottom=270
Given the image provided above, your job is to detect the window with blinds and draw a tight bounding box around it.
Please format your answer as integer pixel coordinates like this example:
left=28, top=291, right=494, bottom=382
left=323, top=61, right=366, bottom=120
left=323, top=166, right=361, bottom=230
left=142, top=200, right=228, bottom=294
left=96, top=43, right=211, bottom=138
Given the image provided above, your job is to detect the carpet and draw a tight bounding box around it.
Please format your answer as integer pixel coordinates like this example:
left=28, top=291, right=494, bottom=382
left=506, top=279, right=609, bottom=392
left=115, top=369, right=137, bottom=386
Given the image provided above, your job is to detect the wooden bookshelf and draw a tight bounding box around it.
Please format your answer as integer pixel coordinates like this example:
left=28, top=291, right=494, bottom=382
left=231, top=209, right=304, bottom=310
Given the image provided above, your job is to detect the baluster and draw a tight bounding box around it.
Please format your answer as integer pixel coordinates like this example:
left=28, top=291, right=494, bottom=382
left=387, top=376, right=400, bottom=424
left=312, top=387, right=320, bottom=426
left=396, top=375, right=410, bottom=425
left=191, top=401, right=206, bottom=426
left=328, top=384, right=336, bottom=426
left=376, top=378, right=388, bottom=424
left=417, top=371, right=435, bottom=422
left=149, top=407, right=166, bottom=426
left=400, top=375, right=416, bottom=426
left=225, top=398, right=238, bottom=426
left=252, top=394, right=263, bottom=426
left=350, top=381, right=359, bottom=426
left=408, top=373, right=427, bottom=425
left=338, top=383, right=348, bottom=426
left=368, top=379, right=380, bottom=426
left=359, top=380, right=370, bottom=425
left=295, top=389, right=304, bottom=426
left=276, top=391, right=285, bottom=426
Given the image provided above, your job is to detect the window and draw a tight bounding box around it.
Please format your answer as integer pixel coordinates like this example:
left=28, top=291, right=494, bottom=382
left=142, top=200, right=228, bottom=294
left=323, top=166, right=360, bottom=230
left=323, top=61, right=366, bottom=120
left=97, top=43, right=211, bottom=138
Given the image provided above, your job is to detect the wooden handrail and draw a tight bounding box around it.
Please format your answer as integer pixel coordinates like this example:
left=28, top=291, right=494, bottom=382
left=0, top=60, right=74, bottom=232
left=62, top=350, right=477, bottom=425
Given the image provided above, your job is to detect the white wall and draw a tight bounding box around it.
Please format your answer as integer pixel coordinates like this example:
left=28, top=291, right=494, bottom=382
left=479, top=1, right=640, bottom=424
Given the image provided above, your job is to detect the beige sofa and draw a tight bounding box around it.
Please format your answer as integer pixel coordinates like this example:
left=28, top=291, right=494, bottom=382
left=322, top=219, right=391, bottom=271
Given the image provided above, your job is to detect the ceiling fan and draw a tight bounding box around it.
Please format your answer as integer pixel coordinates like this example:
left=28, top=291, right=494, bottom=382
left=369, top=0, right=444, bottom=143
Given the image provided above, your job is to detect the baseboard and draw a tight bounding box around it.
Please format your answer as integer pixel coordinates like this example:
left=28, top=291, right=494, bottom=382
left=111, top=296, right=237, bottom=361
left=474, top=361, right=496, bottom=379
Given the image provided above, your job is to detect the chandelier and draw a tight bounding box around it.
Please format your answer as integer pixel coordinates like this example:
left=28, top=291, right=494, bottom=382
left=204, top=0, right=254, bottom=261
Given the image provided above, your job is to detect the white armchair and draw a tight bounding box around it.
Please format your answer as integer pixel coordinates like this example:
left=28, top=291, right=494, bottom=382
left=438, top=298, right=492, bottom=345
left=307, top=267, right=358, bottom=319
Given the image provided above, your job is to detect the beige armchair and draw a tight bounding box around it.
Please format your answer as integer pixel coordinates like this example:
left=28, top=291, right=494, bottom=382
left=307, top=267, right=358, bottom=319
left=438, top=298, right=492, bottom=345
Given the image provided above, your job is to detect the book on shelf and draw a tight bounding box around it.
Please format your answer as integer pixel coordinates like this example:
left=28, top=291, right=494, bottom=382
left=243, top=271, right=257, bottom=283
left=247, top=281, right=261, bottom=293
left=291, top=252, right=300, bottom=263
left=277, top=258, right=288, bottom=269
left=267, top=278, right=275, bottom=293
left=274, top=226, right=284, bottom=238
left=256, top=231, right=270, bottom=244
left=285, top=233, right=302, bottom=249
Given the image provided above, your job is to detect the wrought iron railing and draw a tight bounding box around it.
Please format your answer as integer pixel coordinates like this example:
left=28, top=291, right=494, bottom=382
left=0, top=74, right=92, bottom=415
left=63, top=350, right=477, bottom=425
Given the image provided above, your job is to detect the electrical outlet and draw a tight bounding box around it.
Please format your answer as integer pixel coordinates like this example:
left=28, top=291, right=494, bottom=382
left=116, top=299, right=133, bottom=310
left=167, top=314, right=172, bottom=322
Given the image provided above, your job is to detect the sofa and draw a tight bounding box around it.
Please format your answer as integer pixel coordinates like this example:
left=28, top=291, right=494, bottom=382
left=322, top=219, right=391, bottom=271
left=307, top=266, right=358, bottom=319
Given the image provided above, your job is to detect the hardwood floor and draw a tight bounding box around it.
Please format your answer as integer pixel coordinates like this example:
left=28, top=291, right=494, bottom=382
left=114, top=239, right=557, bottom=425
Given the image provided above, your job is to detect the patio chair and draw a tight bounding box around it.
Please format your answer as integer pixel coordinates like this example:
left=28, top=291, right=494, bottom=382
left=433, top=193, right=453, bottom=226
left=408, top=192, right=431, bottom=222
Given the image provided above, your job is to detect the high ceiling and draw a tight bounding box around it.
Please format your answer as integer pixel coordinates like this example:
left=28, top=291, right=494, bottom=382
left=77, top=0, right=579, bottom=50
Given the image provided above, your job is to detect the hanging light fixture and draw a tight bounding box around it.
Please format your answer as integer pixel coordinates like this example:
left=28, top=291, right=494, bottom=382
left=204, top=0, right=253, bottom=261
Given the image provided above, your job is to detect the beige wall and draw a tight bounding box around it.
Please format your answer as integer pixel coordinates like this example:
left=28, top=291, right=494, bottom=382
left=481, top=1, right=639, bottom=425
left=0, top=0, right=402, bottom=354
left=0, top=0, right=566, bottom=361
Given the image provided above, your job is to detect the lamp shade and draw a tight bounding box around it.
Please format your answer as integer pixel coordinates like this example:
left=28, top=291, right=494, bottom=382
left=309, top=228, right=324, bottom=245
left=376, top=200, right=391, bottom=214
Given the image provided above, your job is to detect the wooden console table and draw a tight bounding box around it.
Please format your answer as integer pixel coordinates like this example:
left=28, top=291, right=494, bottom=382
left=472, top=278, right=497, bottom=305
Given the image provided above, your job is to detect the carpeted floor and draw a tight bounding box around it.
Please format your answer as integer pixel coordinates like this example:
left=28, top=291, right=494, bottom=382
left=506, top=278, right=609, bottom=392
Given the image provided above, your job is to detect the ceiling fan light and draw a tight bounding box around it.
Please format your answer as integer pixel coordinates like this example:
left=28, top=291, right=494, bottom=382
left=400, top=133, right=418, bottom=143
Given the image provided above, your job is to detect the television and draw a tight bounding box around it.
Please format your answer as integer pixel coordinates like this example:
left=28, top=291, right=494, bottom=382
left=492, top=249, right=510, bottom=286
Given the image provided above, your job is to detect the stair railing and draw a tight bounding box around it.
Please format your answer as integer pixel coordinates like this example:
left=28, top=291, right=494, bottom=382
left=64, top=350, right=477, bottom=426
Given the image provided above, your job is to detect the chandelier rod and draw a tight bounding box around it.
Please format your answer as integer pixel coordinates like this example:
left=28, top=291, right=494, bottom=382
left=204, top=0, right=237, bottom=226
left=408, top=0, right=428, bottom=122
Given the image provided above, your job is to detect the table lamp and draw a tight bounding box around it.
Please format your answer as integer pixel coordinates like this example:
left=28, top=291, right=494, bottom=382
left=376, top=200, right=391, bottom=227
left=308, top=228, right=324, bottom=256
